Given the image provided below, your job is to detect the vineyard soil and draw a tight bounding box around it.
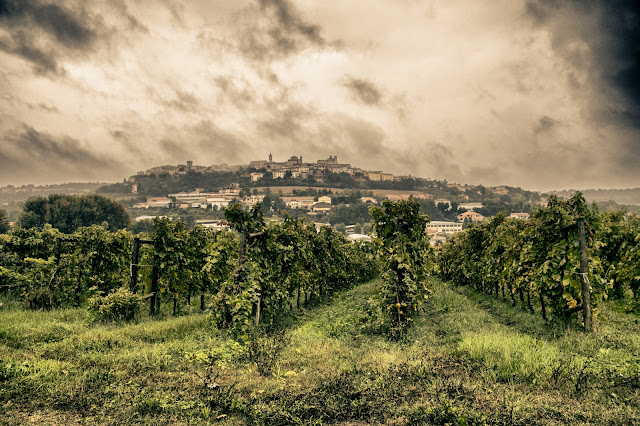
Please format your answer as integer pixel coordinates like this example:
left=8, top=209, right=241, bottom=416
left=1, top=278, right=638, bottom=424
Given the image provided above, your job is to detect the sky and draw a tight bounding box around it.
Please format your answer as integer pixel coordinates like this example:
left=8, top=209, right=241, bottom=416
left=0, top=0, right=639, bottom=191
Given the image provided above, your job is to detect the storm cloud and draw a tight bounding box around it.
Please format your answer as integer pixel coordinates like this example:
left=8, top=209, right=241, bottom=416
left=343, top=76, right=382, bottom=105
left=0, top=0, right=101, bottom=74
left=524, top=0, right=640, bottom=126
left=0, top=125, right=127, bottom=183
left=1, top=0, right=640, bottom=189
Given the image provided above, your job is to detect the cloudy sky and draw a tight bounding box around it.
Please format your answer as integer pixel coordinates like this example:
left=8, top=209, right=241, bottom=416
left=0, top=0, right=639, bottom=190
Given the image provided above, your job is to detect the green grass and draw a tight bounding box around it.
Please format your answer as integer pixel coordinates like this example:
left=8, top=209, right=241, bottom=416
left=1, top=279, right=639, bottom=424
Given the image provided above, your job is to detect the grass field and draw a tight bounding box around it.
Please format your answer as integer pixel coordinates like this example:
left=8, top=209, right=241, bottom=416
left=1, top=278, right=639, bottom=424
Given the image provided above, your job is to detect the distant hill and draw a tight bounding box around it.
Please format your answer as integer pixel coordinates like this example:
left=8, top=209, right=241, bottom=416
left=553, top=188, right=640, bottom=206
left=0, top=183, right=106, bottom=217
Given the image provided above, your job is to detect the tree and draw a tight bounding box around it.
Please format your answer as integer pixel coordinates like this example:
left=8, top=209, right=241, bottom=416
left=0, top=209, right=9, bottom=233
left=19, top=194, right=130, bottom=233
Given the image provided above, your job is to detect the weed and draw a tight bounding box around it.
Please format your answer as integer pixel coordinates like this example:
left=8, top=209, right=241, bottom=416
left=245, top=328, right=289, bottom=376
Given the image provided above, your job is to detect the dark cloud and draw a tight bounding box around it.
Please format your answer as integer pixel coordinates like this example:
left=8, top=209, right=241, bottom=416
left=237, top=0, right=327, bottom=61
left=213, top=75, right=255, bottom=108
left=161, top=0, right=185, bottom=26
left=166, top=90, right=200, bottom=113
left=192, top=120, right=252, bottom=164
left=0, top=30, right=61, bottom=74
left=524, top=0, right=640, bottom=128
left=534, top=115, right=560, bottom=134
left=110, top=129, right=144, bottom=155
left=159, top=138, right=190, bottom=160
left=259, top=0, right=324, bottom=44
left=0, top=0, right=101, bottom=75
left=111, top=0, right=149, bottom=34
left=343, top=76, right=382, bottom=105
left=0, top=125, right=127, bottom=183
left=30, top=2, right=96, bottom=48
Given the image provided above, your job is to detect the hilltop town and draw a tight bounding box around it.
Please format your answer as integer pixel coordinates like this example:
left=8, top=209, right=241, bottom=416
left=83, top=154, right=546, bottom=241
left=133, top=154, right=403, bottom=183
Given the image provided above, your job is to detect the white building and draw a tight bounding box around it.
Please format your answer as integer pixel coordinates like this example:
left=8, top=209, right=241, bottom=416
left=510, top=212, right=530, bottom=220
left=282, top=197, right=315, bottom=209
left=458, top=203, right=484, bottom=211
left=426, top=221, right=463, bottom=234
left=208, top=197, right=230, bottom=209
left=195, top=220, right=231, bottom=231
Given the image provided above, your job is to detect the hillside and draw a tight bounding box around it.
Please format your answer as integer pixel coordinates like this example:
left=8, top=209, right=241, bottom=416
left=554, top=188, right=640, bottom=206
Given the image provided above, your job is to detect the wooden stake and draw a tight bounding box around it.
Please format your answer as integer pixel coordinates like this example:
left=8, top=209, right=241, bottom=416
left=577, top=218, right=593, bottom=332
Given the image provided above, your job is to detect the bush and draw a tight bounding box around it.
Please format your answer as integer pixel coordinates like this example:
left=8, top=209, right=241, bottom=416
left=87, top=287, right=142, bottom=323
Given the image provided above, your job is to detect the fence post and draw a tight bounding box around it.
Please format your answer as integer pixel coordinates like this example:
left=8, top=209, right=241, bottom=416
left=150, top=265, right=159, bottom=316
left=577, top=218, right=593, bottom=332
left=130, top=237, right=140, bottom=293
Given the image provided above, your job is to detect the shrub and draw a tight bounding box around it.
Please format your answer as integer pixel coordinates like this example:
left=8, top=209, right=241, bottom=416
left=87, top=287, right=142, bottom=323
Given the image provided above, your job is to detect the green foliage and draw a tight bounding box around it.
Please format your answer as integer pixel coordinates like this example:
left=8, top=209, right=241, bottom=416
left=0, top=209, right=9, bottom=233
left=87, top=287, right=142, bottom=322
left=327, top=203, right=371, bottom=225
left=73, top=225, right=132, bottom=296
left=0, top=224, right=132, bottom=309
left=438, top=192, right=616, bottom=327
left=210, top=203, right=379, bottom=337
left=370, top=199, right=432, bottom=337
left=19, top=194, right=130, bottom=233
left=245, top=329, right=289, bottom=376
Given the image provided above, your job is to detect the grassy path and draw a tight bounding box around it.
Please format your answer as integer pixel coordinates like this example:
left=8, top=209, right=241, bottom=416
left=1, top=278, right=639, bottom=424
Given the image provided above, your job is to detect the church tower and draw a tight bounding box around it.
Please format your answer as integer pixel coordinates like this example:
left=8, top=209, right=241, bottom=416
left=269, top=153, right=273, bottom=163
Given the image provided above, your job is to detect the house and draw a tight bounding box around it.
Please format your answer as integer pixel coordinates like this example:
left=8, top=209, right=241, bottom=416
left=282, top=197, right=315, bottom=209
left=368, top=171, right=383, bottom=181
left=434, top=198, right=451, bottom=207
left=208, top=197, right=230, bottom=209
left=509, top=212, right=530, bottom=220
left=250, top=172, right=264, bottom=182
left=314, top=222, right=331, bottom=231
left=169, top=192, right=211, bottom=204
left=219, top=185, right=241, bottom=196
left=312, top=202, right=332, bottom=212
left=242, top=195, right=265, bottom=206
left=135, top=215, right=168, bottom=222
left=195, top=220, right=230, bottom=231
left=457, top=211, right=485, bottom=223
left=458, top=203, right=483, bottom=211
left=426, top=221, right=463, bottom=234
left=273, top=170, right=286, bottom=179
left=490, top=186, right=509, bottom=195
left=348, top=234, right=372, bottom=242
left=429, top=235, right=447, bottom=247
left=150, top=200, right=172, bottom=208
left=318, top=195, right=332, bottom=204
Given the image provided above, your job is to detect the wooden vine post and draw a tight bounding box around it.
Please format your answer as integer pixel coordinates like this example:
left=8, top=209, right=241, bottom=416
left=130, top=237, right=140, bottom=293
left=128, top=237, right=157, bottom=315
left=577, top=218, right=593, bottom=332
left=150, top=264, right=159, bottom=315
